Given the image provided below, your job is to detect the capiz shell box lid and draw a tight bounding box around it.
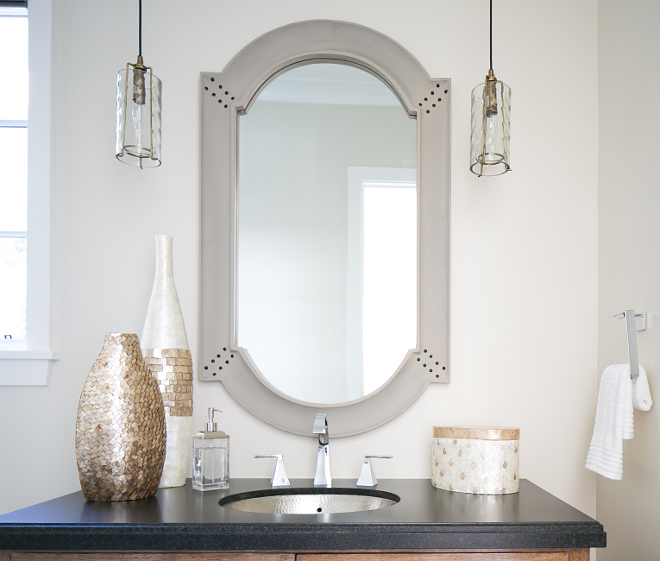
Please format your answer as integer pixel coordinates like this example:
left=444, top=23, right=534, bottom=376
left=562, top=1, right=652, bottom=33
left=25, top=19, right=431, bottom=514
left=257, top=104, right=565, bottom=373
left=432, top=426, right=520, bottom=495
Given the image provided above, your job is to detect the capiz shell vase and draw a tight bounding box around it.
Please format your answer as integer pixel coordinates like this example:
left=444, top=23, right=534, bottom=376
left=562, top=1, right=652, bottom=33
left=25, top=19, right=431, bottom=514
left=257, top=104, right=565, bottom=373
left=141, top=234, right=193, bottom=488
left=75, top=333, right=166, bottom=501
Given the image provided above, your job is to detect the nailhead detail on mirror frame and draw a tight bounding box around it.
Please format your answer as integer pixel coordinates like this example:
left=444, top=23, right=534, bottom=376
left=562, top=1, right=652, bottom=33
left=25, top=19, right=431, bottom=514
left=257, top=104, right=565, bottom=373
left=416, top=348, right=447, bottom=380
left=203, top=78, right=234, bottom=109
left=417, top=85, right=448, bottom=113
left=202, top=347, right=235, bottom=377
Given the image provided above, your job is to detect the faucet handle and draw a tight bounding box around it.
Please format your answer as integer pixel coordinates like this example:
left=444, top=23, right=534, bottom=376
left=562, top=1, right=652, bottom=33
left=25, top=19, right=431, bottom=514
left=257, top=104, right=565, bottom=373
left=255, top=454, right=290, bottom=487
left=356, top=455, right=393, bottom=487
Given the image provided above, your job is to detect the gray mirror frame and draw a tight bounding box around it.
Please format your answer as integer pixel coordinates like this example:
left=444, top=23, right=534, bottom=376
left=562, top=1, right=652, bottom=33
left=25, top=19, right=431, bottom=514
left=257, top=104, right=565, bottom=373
left=200, top=20, right=450, bottom=437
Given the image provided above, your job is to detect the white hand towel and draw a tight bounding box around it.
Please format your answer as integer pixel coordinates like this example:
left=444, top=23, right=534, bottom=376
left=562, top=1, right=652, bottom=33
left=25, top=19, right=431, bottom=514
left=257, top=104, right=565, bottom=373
left=623, top=364, right=634, bottom=439
left=585, top=364, right=632, bottom=480
left=632, top=364, right=653, bottom=411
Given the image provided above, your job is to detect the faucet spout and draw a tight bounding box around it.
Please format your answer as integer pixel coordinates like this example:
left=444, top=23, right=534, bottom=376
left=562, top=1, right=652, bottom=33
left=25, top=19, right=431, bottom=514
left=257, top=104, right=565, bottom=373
left=312, top=414, right=331, bottom=486
left=313, top=413, right=329, bottom=443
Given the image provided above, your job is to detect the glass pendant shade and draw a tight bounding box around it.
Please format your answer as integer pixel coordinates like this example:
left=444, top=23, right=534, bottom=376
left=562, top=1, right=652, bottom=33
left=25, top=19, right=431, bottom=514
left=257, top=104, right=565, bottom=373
left=470, top=77, right=511, bottom=176
left=116, top=62, right=162, bottom=168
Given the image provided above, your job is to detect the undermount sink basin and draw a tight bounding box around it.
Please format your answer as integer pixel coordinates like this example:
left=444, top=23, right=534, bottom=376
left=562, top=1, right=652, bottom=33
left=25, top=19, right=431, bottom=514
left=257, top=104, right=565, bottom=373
left=219, top=488, right=400, bottom=515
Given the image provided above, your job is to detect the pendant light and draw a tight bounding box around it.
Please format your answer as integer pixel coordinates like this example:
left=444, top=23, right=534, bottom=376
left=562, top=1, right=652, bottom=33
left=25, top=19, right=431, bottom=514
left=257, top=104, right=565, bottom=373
left=470, top=0, right=510, bottom=177
left=115, top=0, right=162, bottom=168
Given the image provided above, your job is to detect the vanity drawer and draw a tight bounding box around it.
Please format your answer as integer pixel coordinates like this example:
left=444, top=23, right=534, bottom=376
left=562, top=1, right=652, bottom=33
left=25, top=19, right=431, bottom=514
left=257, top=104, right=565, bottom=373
left=4, top=554, right=293, bottom=561
left=298, top=551, right=588, bottom=561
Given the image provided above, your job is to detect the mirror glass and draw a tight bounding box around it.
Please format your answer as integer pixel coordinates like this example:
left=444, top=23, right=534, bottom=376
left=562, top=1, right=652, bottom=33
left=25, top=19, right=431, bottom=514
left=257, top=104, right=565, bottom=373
left=237, top=63, right=417, bottom=404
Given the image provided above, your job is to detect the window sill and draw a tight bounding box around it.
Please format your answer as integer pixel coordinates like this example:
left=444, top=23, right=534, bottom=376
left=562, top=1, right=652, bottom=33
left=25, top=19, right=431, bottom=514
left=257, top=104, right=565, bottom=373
left=0, top=350, right=59, bottom=386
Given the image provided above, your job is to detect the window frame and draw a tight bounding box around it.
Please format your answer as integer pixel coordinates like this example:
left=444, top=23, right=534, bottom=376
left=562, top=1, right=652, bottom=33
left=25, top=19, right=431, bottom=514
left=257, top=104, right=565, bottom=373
left=0, top=0, right=57, bottom=386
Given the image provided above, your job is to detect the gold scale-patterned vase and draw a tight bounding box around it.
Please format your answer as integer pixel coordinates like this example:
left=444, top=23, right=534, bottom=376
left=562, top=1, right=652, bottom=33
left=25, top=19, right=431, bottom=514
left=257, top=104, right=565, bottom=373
left=75, top=333, right=166, bottom=501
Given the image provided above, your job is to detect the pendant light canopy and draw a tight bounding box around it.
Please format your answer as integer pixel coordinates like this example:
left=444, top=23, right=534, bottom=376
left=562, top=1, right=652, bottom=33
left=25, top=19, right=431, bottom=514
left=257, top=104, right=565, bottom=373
left=116, top=0, right=162, bottom=168
left=470, top=0, right=510, bottom=177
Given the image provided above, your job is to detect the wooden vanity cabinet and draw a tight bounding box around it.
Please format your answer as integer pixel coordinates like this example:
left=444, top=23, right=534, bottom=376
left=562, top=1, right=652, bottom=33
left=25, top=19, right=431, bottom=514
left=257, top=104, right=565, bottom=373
left=1, top=550, right=591, bottom=561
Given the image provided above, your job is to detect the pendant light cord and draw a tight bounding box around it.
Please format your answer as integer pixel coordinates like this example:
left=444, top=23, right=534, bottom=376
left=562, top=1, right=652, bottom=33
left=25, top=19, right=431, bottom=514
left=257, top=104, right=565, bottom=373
left=138, top=0, right=142, bottom=58
left=489, top=0, right=493, bottom=71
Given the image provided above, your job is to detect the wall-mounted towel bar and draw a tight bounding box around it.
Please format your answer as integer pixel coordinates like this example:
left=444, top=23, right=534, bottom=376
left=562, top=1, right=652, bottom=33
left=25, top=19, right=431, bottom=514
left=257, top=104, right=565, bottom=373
left=613, top=310, right=647, bottom=378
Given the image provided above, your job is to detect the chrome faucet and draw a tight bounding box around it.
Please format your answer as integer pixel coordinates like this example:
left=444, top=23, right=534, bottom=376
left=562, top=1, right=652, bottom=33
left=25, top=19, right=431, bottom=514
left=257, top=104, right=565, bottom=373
left=312, top=413, right=331, bottom=486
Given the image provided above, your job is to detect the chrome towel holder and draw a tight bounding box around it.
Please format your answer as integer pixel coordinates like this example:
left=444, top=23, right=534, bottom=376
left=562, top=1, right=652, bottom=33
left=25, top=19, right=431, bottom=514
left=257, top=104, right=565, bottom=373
left=613, top=310, right=647, bottom=378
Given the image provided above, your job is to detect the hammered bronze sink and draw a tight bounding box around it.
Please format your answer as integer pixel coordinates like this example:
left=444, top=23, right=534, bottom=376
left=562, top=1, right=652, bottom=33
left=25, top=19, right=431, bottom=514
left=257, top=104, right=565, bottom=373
left=219, top=488, right=400, bottom=515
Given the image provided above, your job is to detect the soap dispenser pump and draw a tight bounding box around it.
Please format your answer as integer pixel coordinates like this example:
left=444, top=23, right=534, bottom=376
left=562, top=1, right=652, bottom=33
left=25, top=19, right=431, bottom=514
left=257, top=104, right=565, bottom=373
left=192, top=407, right=230, bottom=491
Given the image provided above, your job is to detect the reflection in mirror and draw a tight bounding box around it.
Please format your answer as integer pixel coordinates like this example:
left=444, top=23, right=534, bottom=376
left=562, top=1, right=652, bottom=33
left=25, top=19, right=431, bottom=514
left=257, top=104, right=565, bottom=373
left=237, top=63, right=417, bottom=404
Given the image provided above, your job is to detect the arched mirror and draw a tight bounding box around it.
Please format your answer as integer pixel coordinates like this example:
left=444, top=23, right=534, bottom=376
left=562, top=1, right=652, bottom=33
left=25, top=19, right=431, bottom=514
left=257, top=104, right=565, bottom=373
left=237, top=62, right=417, bottom=404
left=200, top=21, right=449, bottom=437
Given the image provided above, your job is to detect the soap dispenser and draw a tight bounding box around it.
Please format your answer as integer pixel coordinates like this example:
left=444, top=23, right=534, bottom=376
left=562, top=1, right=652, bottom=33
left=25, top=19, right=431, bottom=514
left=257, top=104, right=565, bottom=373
left=192, top=407, right=230, bottom=491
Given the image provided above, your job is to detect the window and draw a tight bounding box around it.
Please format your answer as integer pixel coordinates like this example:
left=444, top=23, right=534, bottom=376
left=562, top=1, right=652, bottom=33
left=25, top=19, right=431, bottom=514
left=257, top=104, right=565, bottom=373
left=0, top=0, right=56, bottom=386
left=0, top=5, right=28, bottom=343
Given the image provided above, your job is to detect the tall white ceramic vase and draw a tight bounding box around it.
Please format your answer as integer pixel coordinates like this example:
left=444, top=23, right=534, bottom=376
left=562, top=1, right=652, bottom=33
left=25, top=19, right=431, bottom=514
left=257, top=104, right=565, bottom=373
left=141, top=235, right=193, bottom=488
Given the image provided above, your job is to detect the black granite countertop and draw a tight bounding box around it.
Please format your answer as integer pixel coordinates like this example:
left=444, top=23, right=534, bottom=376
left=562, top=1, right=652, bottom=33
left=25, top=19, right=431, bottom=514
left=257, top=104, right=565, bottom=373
left=0, top=479, right=606, bottom=551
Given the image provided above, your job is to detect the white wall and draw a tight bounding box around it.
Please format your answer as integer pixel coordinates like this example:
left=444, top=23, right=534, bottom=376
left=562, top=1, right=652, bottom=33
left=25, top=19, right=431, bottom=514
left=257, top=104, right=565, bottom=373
left=597, top=1, right=660, bottom=559
left=0, top=0, right=599, bottom=520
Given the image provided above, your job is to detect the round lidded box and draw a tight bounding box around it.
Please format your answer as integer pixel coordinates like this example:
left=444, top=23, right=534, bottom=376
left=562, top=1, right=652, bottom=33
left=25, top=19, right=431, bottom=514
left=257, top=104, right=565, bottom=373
left=432, top=426, right=520, bottom=495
